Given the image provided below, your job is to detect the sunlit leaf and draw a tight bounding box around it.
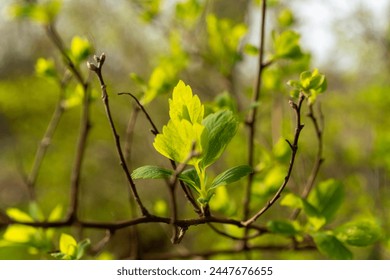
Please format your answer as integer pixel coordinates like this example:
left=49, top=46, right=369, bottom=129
left=6, top=208, right=34, bottom=222
left=70, top=36, right=93, bottom=64
left=169, top=80, right=204, bottom=124
left=35, top=58, right=57, bottom=79
left=59, top=233, right=77, bottom=258
left=3, top=225, right=37, bottom=243
left=153, top=119, right=205, bottom=165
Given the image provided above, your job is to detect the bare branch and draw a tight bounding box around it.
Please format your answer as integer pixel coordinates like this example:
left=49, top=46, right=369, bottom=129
left=243, top=94, right=305, bottom=226
left=88, top=54, right=149, bottom=217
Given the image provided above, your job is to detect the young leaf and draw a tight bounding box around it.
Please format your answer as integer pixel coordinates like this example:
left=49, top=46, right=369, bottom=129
left=153, top=119, right=205, bottom=165
left=2, top=225, right=37, bottom=243
left=59, top=233, right=77, bottom=259
left=70, top=36, right=93, bottom=64
left=76, top=239, right=91, bottom=260
left=178, top=168, right=201, bottom=192
left=169, top=80, right=204, bottom=124
left=308, top=179, right=344, bottom=222
left=301, top=200, right=326, bottom=231
left=201, top=110, right=238, bottom=167
left=211, top=165, right=252, bottom=189
left=312, top=232, right=353, bottom=260
left=6, top=208, right=34, bottom=222
left=273, top=30, right=303, bottom=60
left=35, top=58, right=57, bottom=79
left=336, top=221, right=382, bottom=247
left=132, top=165, right=173, bottom=180
left=280, top=192, right=302, bottom=209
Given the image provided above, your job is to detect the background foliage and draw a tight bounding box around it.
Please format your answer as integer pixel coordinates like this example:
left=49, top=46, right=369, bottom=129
left=0, top=0, right=389, bottom=259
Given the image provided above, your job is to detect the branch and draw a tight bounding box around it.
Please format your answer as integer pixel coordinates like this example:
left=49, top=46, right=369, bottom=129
left=243, top=0, right=268, bottom=222
left=243, top=94, right=305, bottom=226
left=44, top=23, right=91, bottom=222
left=291, top=103, right=325, bottom=219
left=87, top=54, right=149, bottom=217
left=25, top=73, right=70, bottom=201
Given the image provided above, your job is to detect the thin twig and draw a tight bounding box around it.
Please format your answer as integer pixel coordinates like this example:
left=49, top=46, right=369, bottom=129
left=25, top=73, right=70, bottom=201
left=243, top=0, right=268, bottom=222
left=123, top=104, right=140, bottom=167
left=88, top=54, right=149, bottom=217
left=243, top=94, right=305, bottom=226
left=45, top=23, right=91, bottom=222
left=291, top=103, right=325, bottom=219
left=242, top=0, right=268, bottom=249
left=168, top=143, right=200, bottom=243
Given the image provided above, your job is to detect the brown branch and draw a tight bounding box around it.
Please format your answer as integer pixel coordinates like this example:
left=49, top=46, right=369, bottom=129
left=243, top=94, right=305, bottom=226
left=44, top=23, right=91, bottom=222
left=1, top=213, right=267, bottom=233
left=291, top=103, right=325, bottom=219
left=88, top=54, right=149, bottom=217
left=25, top=73, right=70, bottom=201
left=123, top=104, right=140, bottom=167
left=243, top=0, right=268, bottom=222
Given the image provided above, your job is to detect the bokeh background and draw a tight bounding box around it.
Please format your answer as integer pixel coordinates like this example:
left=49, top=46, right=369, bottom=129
left=0, top=0, right=389, bottom=259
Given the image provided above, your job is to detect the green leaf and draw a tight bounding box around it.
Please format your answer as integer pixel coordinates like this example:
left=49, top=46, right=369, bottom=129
left=308, top=179, right=344, bottom=222
left=59, top=233, right=77, bottom=259
left=175, top=0, right=202, bottom=27
left=301, top=200, right=326, bottom=230
left=132, top=165, right=173, bottom=180
left=9, top=0, right=61, bottom=24
left=6, top=208, right=34, bottom=222
left=280, top=192, right=302, bottom=209
left=153, top=119, right=205, bottom=165
left=336, top=221, right=381, bottom=247
left=244, top=44, right=259, bottom=56
left=201, top=110, right=238, bottom=167
left=211, top=165, right=252, bottom=189
left=76, top=239, right=91, bottom=260
left=35, top=58, right=57, bottom=79
left=70, top=36, right=93, bottom=64
left=178, top=168, right=201, bottom=192
left=278, top=9, right=294, bottom=27
left=28, top=202, right=45, bottom=222
left=206, top=14, right=247, bottom=75
left=273, top=30, right=303, bottom=60
left=312, top=232, right=353, bottom=260
left=169, top=80, right=204, bottom=124
left=267, top=220, right=298, bottom=236
left=48, top=205, right=63, bottom=222
left=3, top=225, right=37, bottom=243
left=280, top=193, right=326, bottom=230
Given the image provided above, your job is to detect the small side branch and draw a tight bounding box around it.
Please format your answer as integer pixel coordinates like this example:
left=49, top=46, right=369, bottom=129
left=291, top=103, right=325, bottom=219
left=88, top=54, right=149, bottom=217
left=243, top=94, right=305, bottom=226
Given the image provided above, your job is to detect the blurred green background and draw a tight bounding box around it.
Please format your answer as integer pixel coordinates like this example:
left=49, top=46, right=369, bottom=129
left=0, top=0, right=389, bottom=259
